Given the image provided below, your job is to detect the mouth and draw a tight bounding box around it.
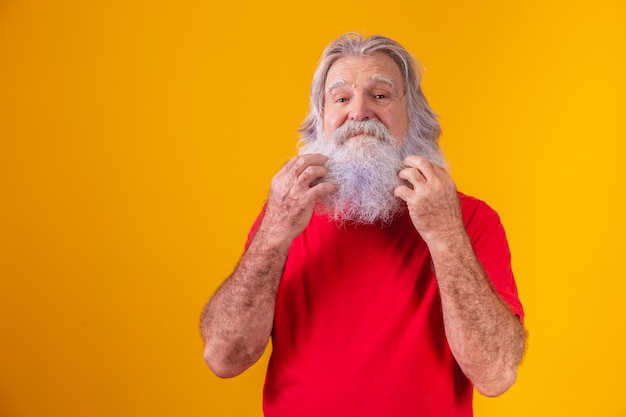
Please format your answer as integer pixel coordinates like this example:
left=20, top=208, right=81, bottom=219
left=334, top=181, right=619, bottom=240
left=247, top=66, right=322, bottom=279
left=349, top=132, right=367, bottom=139
left=347, top=129, right=375, bottom=140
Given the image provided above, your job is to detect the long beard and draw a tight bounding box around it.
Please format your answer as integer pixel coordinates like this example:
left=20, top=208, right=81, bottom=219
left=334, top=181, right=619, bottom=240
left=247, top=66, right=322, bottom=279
left=298, top=120, right=405, bottom=226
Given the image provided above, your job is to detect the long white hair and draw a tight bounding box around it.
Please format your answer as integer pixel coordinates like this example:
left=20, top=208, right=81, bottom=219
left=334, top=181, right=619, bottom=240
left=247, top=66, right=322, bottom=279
left=298, top=32, right=445, bottom=166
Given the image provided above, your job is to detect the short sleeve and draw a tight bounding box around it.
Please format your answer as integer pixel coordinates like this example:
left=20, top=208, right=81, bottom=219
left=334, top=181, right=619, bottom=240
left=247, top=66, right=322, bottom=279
left=460, top=194, right=524, bottom=320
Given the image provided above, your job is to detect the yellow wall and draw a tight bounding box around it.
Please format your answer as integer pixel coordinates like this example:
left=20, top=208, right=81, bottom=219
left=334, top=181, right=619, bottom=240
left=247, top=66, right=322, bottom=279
left=1, top=0, right=625, bottom=416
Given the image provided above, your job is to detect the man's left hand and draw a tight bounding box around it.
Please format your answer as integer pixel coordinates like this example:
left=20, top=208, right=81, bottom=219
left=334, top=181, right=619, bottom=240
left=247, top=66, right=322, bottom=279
left=394, top=155, right=465, bottom=246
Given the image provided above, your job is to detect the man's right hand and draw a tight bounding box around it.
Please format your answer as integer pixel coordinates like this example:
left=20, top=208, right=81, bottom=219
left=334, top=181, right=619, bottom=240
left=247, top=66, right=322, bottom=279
left=259, top=153, right=336, bottom=248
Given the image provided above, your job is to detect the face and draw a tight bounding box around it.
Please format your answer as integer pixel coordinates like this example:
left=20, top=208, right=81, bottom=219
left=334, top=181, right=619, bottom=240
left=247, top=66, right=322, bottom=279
left=322, top=53, right=409, bottom=145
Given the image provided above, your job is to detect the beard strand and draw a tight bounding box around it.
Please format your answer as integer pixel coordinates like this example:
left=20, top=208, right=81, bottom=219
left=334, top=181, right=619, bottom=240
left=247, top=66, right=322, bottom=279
left=298, top=120, right=406, bottom=226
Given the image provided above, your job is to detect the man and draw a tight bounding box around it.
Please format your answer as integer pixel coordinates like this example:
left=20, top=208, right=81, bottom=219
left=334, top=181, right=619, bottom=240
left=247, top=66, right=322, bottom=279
left=200, top=33, right=526, bottom=416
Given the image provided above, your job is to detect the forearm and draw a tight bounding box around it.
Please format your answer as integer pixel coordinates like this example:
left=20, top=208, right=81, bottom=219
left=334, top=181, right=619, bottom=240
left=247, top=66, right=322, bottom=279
left=200, top=228, right=289, bottom=378
left=394, top=156, right=526, bottom=394
left=200, top=154, right=335, bottom=378
left=430, top=233, right=526, bottom=396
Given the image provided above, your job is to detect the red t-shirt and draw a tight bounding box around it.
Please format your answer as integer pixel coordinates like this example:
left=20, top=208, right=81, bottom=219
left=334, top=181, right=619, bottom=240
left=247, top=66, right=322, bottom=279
left=253, top=193, right=523, bottom=417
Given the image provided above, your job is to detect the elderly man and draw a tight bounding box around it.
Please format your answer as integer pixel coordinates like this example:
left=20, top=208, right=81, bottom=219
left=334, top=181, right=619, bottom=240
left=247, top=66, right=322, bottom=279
left=200, top=33, right=526, bottom=416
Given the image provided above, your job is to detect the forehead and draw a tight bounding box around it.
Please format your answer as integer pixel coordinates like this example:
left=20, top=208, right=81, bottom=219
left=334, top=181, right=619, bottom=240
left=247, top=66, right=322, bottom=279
left=325, top=53, right=404, bottom=90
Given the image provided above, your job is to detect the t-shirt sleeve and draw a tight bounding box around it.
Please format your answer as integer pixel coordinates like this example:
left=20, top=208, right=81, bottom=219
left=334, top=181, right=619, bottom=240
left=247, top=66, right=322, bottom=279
left=460, top=194, right=525, bottom=321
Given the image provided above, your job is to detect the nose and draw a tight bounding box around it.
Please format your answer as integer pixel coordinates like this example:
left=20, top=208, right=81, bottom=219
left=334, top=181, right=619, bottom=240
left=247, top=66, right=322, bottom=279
left=348, top=95, right=375, bottom=122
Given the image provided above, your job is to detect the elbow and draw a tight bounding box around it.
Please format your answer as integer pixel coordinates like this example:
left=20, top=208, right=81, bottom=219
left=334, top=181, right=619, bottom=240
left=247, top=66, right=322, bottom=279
left=204, top=353, right=245, bottom=378
left=475, top=321, right=528, bottom=397
left=202, top=340, right=266, bottom=379
left=203, top=345, right=247, bottom=378
left=473, top=368, right=518, bottom=397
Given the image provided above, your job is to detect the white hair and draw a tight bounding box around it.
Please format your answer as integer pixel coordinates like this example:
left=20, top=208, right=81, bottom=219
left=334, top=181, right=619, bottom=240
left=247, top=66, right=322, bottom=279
left=298, top=32, right=445, bottom=166
left=299, top=120, right=405, bottom=226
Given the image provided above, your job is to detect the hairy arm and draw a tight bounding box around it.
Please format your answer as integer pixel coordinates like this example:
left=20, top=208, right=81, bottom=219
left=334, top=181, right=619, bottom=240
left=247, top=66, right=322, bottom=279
left=199, top=227, right=288, bottom=378
left=200, top=154, right=336, bottom=378
left=395, top=155, right=527, bottom=396
left=428, top=230, right=526, bottom=396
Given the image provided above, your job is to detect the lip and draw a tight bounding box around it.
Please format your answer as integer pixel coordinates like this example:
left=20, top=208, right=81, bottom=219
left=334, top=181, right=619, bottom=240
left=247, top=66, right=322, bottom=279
left=347, top=130, right=372, bottom=140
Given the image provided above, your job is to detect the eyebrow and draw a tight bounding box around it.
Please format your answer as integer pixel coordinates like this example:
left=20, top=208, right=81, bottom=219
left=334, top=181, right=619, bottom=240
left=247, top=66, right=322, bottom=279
left=325, top=74, right=399, bottom=95
left=326, top=79, right=347, bottom=94
left=370, top=74, right=397, bottom=91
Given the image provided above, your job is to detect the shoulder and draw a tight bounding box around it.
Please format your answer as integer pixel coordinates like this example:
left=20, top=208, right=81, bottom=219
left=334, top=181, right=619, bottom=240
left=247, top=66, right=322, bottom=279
left=457, top=192, right=508, bottom=245
left=458, top=192, right=500, bottom=222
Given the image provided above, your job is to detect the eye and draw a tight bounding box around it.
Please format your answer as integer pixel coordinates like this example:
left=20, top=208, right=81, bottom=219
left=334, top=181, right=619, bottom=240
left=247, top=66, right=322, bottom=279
left=337, top=97, right=348, bottom=103
left=374, top=94, right=387, bottom=100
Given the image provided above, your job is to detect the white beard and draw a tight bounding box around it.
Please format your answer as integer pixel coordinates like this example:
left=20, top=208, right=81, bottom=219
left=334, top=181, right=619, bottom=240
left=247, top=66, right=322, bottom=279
left=298, top=120, right=405, bottom=226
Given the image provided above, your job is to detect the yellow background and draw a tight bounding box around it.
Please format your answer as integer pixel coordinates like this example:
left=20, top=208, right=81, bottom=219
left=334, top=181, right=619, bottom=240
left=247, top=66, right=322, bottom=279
left=1, top=0, right=625, bottom=415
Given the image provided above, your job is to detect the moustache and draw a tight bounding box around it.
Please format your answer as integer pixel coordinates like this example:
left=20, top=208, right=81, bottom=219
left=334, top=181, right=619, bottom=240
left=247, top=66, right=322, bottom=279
left=331, top=120, right=396, bottom=146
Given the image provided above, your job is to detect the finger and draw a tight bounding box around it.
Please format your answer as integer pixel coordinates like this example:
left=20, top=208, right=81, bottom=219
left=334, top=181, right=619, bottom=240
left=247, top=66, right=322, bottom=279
left=401, top=155, right=427, bottom=168
left=397, top=167, right=426, bottom=188
left=401, top=155, right=437, bottom=181
left=297, top=165, right=329, bottom=187
left=288, top=153, right=329, bottom=178
left=310, top=181, right=337, bottom=199
left=393, top=184, right=413, bottom=201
